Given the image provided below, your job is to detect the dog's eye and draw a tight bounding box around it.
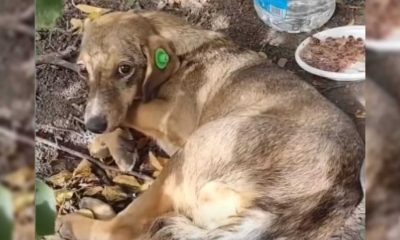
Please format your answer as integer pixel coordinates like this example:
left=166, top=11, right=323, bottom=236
left=78, top=64, right=88, bottom=79
left=118, top=64, right=134, bottom=77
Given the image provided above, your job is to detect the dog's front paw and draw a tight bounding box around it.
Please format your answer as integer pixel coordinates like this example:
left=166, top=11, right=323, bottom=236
left=56, top=214, right=93, bottom=240
left=89, top=128, right=139, bottom=171
left=111, top=134, right=139, bottom=172
left=56, top=215, right=75, bottom=240
left=89, top=135, right=111, bottom=159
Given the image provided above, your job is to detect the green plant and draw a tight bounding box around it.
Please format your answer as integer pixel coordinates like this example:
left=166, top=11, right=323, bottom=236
left=35, top=0, right=64, bottom=30
left=0, top=185, right=13, bottom=240
left=35, top=179, right=56, bottom=237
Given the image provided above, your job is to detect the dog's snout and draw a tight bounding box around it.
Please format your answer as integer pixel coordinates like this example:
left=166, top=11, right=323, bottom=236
left=85, top=116, right=108, bottom=134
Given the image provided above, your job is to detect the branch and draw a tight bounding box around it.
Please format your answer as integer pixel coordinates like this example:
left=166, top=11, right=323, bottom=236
left=0, top=125, right=34, bottom=146
left=19, top=5, right=35, bottom=21
left=36, top=136, right=154, bottom=181
left=0, top=121, right=154, bottom=182
left=36, top=57, right=79, bottom=73
left=36, top=46, right=79, bottom=73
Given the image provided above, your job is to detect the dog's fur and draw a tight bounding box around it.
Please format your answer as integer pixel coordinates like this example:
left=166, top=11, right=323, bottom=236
left=56, top=11, right=364, bottom=240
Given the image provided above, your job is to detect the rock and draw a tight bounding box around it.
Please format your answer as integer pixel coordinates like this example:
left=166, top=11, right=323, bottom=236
left=277, top=58, right=288, bottom=68
left=79, top=197, right=116, bottom=220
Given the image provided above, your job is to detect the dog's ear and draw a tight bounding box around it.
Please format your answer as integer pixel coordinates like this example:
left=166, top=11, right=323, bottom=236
left=141, top=35, right=179, bottom=102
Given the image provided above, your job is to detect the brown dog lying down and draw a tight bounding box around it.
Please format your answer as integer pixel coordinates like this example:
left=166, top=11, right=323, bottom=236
left=56, top=10, right=364, bottom=240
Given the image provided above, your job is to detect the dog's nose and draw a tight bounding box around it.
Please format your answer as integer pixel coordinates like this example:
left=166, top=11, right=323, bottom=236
left=85, top=116, right=108, bottom=134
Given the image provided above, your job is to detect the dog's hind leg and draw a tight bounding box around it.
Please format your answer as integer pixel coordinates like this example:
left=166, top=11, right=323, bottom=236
left=145, top=117, right=278, bottom=240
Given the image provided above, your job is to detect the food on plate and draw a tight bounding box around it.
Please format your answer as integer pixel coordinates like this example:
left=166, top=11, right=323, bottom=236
left=300, top=36, right=365, bottom=72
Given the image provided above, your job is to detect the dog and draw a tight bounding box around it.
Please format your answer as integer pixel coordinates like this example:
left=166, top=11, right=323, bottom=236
left=56, top=10, right=364, bottom=240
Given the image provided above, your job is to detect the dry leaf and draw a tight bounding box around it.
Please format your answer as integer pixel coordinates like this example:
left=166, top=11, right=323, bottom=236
left=69, top=18, right=84, bottom=34
left=73, top=159, right=93, bottom=178
left=75, top=4, right=109, bottom=14
left=113, top=175, right=141, bottom=189
left=83, top=186, right=103, bottom=196
left=140, top=180, right=154, bottom=192
left=102, top=186, right=128, bottom=202
left=46, top=170, right=73, bottom=187
left=75, top=4, right=110, bottom=20
left=55, top=189, right=74, bottom=205
left=2, top=167, right=34, bottom=189
left=149, top=152, right=164, bottom=171
left=76, top=208, right=95, bottom=219
left=153, top=171, right=161, bottom=178
left=13, top=192, right=34, bottom=213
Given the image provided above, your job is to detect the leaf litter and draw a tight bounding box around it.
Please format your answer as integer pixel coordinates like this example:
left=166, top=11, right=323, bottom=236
left=45, top=128, right=169, bottom=218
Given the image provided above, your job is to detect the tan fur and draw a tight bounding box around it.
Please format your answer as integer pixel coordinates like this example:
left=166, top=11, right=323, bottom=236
left=89, top=128, right=138, bottom=171
left=57, top=10, right=364, bottom=240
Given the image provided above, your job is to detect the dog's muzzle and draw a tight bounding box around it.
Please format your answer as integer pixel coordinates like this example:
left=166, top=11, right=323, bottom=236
left=85, top=115, right=108, bottom=134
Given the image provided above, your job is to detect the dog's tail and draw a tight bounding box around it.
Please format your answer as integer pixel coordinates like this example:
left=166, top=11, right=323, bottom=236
left=148, top=209, right=274, bottom=240
left=330, top=198, right=365, bottom=240
left=148, top=204, right=365, bottom=240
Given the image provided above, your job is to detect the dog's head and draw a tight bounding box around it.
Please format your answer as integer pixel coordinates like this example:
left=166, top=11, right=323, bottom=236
left=78, top=11, right=179, bottom=134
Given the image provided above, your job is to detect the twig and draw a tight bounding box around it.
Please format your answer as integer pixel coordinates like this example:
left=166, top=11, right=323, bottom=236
left=0, top=126, right=34, bottom=146
left=71, top=0, right=78, bottom=8
left=339, top=4, right=363, bottom=10
left=0, top=5, right=34, bottom=36
left=36, top=136, right=154, bottom=181
left=73, top=116, right=85, bottom=125
left=19, top=5, right=35, bottom=21
left=36, top=46, right=79, bottom=73
left=37, top=124, right=84, bottom=137
left=321, top=84, right=348, bottom=93
left=39, top=57, right=79, bottom=72
left=12, top=56, right=35, bottom=79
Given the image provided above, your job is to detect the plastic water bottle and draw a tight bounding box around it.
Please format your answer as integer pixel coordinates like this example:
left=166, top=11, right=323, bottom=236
left=254, top=0, right=336, bottom=33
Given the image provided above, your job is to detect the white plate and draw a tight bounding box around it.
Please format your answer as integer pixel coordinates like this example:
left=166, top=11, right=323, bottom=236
left=295, top=25, right=366, bottom=81
left=366, top=29, right=400, bottom=52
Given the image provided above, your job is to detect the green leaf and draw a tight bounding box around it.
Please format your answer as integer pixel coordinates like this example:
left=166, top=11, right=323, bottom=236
left=0, top=185, right=13, bottom=240
left=35, top=0, right=64, bottom=30
left=35, top=179, right=56, bottom=236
